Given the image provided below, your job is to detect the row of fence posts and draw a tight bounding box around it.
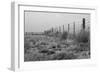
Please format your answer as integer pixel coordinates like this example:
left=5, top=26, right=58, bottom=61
left=50, top=22, right=76, bottom=36
left=48, top=18, right=86, bottom=37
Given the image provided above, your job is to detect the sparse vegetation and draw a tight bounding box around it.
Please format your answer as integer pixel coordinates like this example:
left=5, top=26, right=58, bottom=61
left=61, top=31, right=68, bottom=40
left=76, top=30, right=89, bottom=43
left=24, top=30, right=90, bottom=61
left=24, top=17, right=90, bottom=61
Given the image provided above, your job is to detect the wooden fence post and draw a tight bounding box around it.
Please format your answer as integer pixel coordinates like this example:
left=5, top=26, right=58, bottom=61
left=63, top=25, right=64, bottom=33
left=59, top=26, right=61, bottom=32
left=68, top=24, right=70, bottom=34
left=73, top=22, right=75, bottom=36
left=51, top=27, right=53, bottom=32
left=82, top=18, right=85, bottom=30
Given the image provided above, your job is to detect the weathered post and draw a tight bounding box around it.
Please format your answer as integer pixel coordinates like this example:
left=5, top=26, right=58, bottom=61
left=68, top=24, right=70, bottom=34
left=82, top=18, right=85, bottom=30
left=73, top=22, right=75, bottom=36
left=63, top=25, right=64, bottom=33
left=59, top=26, right=61, bottom=32
left=56, top=27, right=58, bottom=32
left=51, top=27, right=53, bottom=32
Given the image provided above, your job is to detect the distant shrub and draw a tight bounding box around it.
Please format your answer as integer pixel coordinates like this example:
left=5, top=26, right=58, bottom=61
left=76, top=30, right=89, bottom=43
left=61, top=31, right=68, bottom=40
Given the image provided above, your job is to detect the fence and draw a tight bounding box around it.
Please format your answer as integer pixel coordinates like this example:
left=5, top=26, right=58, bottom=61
left=44, top=18, right=88, bottom=37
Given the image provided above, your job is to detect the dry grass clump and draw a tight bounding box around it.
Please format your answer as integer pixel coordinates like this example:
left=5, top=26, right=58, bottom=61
left=76, top=30, right=89, bottom=43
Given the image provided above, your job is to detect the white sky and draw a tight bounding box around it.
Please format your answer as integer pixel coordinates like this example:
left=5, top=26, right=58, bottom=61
left=25, top=11, right=90, bottom=33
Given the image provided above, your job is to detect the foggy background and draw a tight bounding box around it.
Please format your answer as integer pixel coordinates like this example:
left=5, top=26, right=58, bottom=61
left=25, top=11, right=90, bottom=33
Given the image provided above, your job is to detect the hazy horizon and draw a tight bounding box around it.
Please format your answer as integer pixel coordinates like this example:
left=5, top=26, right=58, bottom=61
left=25, top=11, right=90, bottom=33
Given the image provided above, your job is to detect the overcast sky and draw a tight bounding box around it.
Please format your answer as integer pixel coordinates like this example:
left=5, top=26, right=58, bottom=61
left=25, top=11, right=90, bottom=33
